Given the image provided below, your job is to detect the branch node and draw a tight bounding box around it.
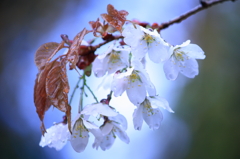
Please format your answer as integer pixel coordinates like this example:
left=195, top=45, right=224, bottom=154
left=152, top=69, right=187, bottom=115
left=200, top=0, right=208, bottom=7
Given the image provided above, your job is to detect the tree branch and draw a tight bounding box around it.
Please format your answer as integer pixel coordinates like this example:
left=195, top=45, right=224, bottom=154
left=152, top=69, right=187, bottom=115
left=158, top=0, right=237, bottom=31
left=93, top=35, right=123, bottom=49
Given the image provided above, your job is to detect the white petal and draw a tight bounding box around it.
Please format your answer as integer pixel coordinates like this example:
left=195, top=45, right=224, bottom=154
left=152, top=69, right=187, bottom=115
left=109, top=114, right=128, bottom=130
left=140, top=27, right=154, bottom=35
left=142, top=106, right=163, bottom=130
left=174, top=40, right=190, bottom=48
left=141, top=57, right=146, bottom=68
left=97, top=74, right=113, bottom=90
left=148, top=96, right=174, bottom=113
left=107, top=57, right=127, bottom=75
left=133, top=105, right=144, bottom=130
left=111, top=69, right=133, bottom=97
left=92, top=138, right=100, bottom=150
left=39, top=123, right=69, bottom=151
left=82, top=119, right=99, bottom=129
left=92, top=57, right=108, bottom=77
left=70, top=120, right=89, bottom=153
left=137, top=70, right=156, bottom=96
left=131, top=40, right=148, bottom=60
left=179, top=58, right=199, bottom=78
left=81, top=103, right=118, bottom=117
left=90, top=128, right=103, bottom=139
left=90, top=128, right=103, bottom=150
left=148, top=39, right=170, bottom=63
left=112, top=124, right=130, bottom=144
left=131, top=59, right=144, bottom=70
left=108, top=46, right=130, bottom=72
left=101, top=122, right=114, bottom=136
left=98, top=43, right=115, bottom=59
left=118, top=48, right=130, bottom=66
left=163, top=58, right=179, bottom=80
left=113, top=45, right=131, bottom=54
left=180, top=44, right=205, bottom=59
left=97, top=51, right=109, bottom=60
left=122, top=24, right=144, bottom=47
left=111, top=74, right=127, bottom=97
left=100, top=133, right=116, bottom=151
left=126, top=78, right=146, bottom=105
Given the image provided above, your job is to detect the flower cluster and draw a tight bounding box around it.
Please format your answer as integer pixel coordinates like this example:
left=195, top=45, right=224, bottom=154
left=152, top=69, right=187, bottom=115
left=37, top=4, right=205, bottom=153
left=40, top=100, right=129, bottom=151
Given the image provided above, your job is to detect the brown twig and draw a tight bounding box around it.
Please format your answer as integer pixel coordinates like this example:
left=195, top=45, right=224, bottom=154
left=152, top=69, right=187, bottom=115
left=157, top=0, right=237, bottom=31
left=93, top=35, right=123, bottom=49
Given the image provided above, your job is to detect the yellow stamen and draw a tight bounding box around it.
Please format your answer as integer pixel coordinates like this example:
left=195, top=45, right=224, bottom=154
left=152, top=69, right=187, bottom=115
left=109, top=52, right=120, bottom=64
left=129, top=72, right=140, bottom=83
left=142, top=99, right=156, bottom=116
left=174, top=48, right=186, bottom=61
left=143, top=34, right=155, bottom=44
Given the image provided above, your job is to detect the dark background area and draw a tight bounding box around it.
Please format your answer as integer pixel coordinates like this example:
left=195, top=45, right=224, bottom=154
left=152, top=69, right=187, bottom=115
left=158, top=2, right=240, bottom=159
left=0, top=0, right=81, bottom=158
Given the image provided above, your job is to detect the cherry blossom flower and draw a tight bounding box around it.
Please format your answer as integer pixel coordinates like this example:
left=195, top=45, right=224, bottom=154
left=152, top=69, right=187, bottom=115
left=70, top=102, right=119, bottom=153
left=92, top=43, right=130, bottom=77
left=133, top=95, right=174, bottom=130
left=70, top=115, right=102, bottom=153
left=122, top=24, right=170, bottom=63
left=92, top=114, right=129, bottom=151
left=111, top=60, right=156, bottom=105
left=81, top=102, right=118, bottom=117
left=39, top=123, right=69, bottom=151
left=163, top=40, right=206, bottom=80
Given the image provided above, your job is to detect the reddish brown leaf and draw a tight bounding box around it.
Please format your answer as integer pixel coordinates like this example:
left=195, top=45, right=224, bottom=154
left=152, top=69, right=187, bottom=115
left=89, top=18, right=117, bottom=37
left=34, top=42, right=61, bottom=71
left=101, top=4, right=128, bottom=32
left=67, top=28, right=88, bottom=69
left=45, top=59, right=69, bottom=111
left=89, top=18, right=102, bottom=35
left=66, top=104, right=72, bottom=134
left=34, top=61, right=55, bottom=134
left=45, top=58, right=72, bottom=133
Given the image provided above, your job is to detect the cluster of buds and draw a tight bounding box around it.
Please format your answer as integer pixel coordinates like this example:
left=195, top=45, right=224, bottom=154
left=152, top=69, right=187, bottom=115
left=35, top=4, right=205, bottom=152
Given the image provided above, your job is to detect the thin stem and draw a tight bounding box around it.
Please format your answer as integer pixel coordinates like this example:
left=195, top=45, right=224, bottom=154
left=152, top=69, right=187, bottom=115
left=69, top=77, right=82, bottom=105
left=79, top=75, right=85, bottom=113
left=78, top=73, right=99, bottom=113
left=157, top=0, right=237, bottom=31
left=107, top=91, right=113, bottom=101
left=83, top=76, right=99, bottom=103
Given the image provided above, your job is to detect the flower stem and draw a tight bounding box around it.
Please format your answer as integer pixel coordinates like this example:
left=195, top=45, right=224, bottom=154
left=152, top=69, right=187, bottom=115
left=69, top=77, right=82, bottom=105
left=78, top=73, right=99, bottom=113
left=79, top=74, right=85, bottom=113
left=83, top=75, right=99, bottom=103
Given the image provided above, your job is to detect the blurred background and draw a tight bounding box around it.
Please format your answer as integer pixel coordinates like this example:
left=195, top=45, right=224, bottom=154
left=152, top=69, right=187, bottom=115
left=0, top=0, right=239, bottom=159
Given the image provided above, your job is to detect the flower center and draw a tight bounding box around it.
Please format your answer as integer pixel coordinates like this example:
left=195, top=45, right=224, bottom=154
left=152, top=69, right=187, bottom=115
left=174, top=49, right=185, bottom=61
left=143, top=99, right=156, bottom=116
left=73, top=119, right=88, bottom=138
left=143, top=34, right=154, bottom=44
left=129, top=72, right=140, bottom=83
left=109, top=52, right=120, bottom=63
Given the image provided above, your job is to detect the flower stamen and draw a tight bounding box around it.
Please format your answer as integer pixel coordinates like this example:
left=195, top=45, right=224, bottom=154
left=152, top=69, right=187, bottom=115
left=129, top=72, right=140, bottom=83
left=109, top=51, right=120, bottom=63
left=143, top=34, right=155, bottom=44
